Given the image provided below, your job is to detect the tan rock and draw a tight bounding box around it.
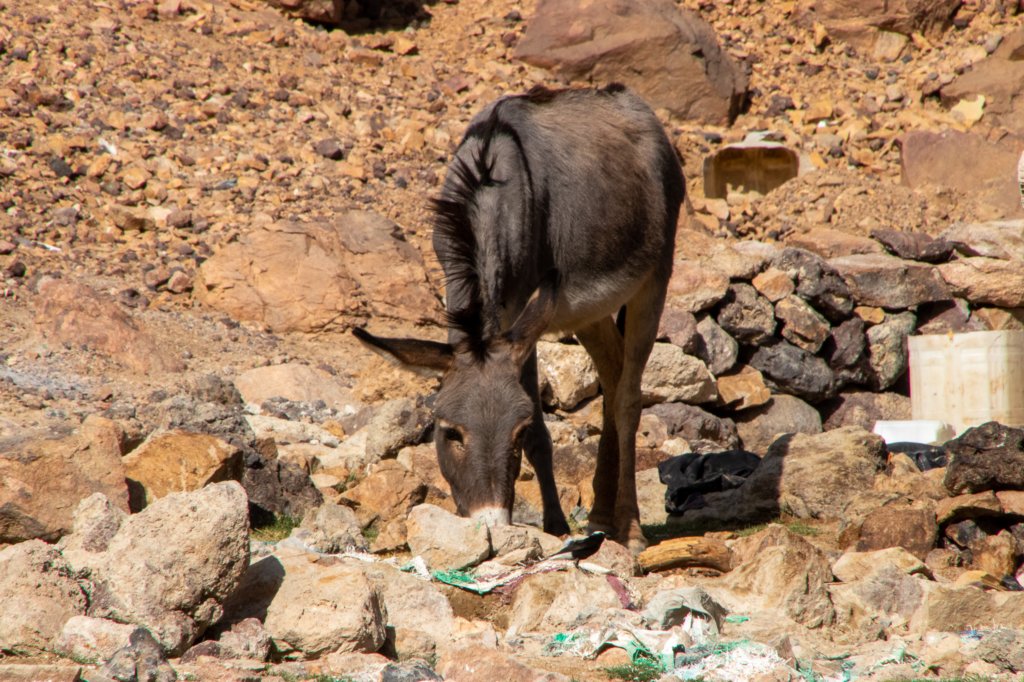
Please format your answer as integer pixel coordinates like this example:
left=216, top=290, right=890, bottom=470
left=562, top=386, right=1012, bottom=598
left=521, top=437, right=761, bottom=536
left=537, top=340, right=599, bottom=410
left=935, top=490, right=1001, bottom=524
left=0, top=416, right=128, bottom=543
left=257, top=552, right=387, bottom=658
left=507, top=570, right=624, bottom=634
left=641, top=342, right=718, bottom=405
left=234, top=363, right=360, bottom=413
left=666, top=260, right=730, bottom=313
left=339, top=460, right=427, bottom=529
left=724, top=525, right=835, bottom=628
left=122, top=430, right=243, bottom=509
left=0, top=540, right=88, bottom=654
left=405, top=504, right=490, bottom=571
left=197, top=214, right=442, bottom=333
left=716, top=365, right=771, bottom=411
left=752, top=267, right=795, bottom=302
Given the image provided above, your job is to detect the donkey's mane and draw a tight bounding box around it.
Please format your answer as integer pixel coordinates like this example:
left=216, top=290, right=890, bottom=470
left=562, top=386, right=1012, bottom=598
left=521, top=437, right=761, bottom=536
left=431, top=106, right=523, bottom=358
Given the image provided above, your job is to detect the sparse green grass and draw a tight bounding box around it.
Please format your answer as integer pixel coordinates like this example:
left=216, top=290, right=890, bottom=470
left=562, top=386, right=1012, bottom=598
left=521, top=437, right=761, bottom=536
left=601, top=661, right=666, bottom=682
left=642, top=516, right=821, bottom=544
left=251, top=513, right=300, bottom=542
left=735, top=518, right=821, bottom=538
left=361, top=524, right=379, bottom=544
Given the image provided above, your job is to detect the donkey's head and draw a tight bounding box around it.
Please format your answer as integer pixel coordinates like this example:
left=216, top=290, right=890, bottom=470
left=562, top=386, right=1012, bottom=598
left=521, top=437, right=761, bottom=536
left=353, top=282, right=556, bottom=526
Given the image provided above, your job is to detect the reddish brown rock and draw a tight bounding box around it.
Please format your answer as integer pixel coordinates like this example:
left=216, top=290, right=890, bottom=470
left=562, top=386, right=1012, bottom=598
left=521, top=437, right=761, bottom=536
left=941, top=28, right=1024, bottom=137
left=786, top=228, right=884, bottom=259
left=900, top=131, right=1023, bottom=220
left=829, top=253, right=950, bottom=309
left=775, top=295, right=831, bottom=353
left=34, top=280, right=184, bottom=374
left=852, top=505, right=938, bottom=560
left=515, top=0, right=747, bottom=124
left=796, top=0, right=961, bottom=49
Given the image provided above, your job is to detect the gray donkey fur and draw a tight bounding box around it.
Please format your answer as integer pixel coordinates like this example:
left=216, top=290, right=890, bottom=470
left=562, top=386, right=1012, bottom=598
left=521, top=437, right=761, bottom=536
left=355, top=84, right=684, bottom=551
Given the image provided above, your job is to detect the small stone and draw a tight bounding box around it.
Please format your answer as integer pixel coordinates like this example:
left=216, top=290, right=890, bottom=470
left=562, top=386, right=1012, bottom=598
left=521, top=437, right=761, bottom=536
left=122, top=165, right=151, bottom=190
left=166, top=270, right=193, bottom=294
left=314, top=138, right=345, bottom=160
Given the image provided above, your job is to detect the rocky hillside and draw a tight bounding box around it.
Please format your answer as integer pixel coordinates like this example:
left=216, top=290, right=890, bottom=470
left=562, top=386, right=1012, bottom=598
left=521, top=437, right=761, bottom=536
left=3, top=0, right=1024, bottom=680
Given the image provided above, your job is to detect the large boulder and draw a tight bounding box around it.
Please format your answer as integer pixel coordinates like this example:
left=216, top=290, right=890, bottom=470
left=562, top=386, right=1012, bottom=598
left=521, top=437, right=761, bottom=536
left=197, top=214, right=442, bottom=333
left=34, top=279, right=184, bottom=373
left=0, top=540, right=88, bottom=654
left=941, top=28, right=1024, bottom=138
left=514, top=0, right=747, bottom=124
left=944, top=422, right=1024, bottom=494
left=721, top=525, right=835, bottom=628
left=255, top=553, right=387, bottom=658
left=61, top=483, right=250, bottom=655
left=796, top=0, right=961, bottom=50
left=0, top=416, right=129, bottom=543
left=901, top=131, right=1024, bottom=221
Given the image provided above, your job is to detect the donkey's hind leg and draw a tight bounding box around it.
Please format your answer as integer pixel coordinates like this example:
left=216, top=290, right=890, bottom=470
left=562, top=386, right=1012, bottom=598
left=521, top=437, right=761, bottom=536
left=520, top=350, right=571, bottom=536
left=576, top=315, right=624, bottom=536
left=612, top=276, right=668, bottom=553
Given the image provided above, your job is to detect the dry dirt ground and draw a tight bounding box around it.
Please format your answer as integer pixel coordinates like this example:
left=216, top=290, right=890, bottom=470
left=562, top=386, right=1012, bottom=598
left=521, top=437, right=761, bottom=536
left=3, top=0, right=1021, bottom=441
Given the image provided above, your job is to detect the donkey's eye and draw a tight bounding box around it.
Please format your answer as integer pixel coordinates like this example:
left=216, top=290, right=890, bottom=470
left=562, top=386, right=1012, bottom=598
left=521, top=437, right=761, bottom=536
left=443, top=427, right=464, bottom=445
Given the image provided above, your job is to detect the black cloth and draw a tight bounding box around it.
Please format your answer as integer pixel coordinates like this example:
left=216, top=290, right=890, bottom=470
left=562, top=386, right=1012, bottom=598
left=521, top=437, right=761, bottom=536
left=658, top=449, right=761, bottom=515
left=887, top=442, right=948, bottom=471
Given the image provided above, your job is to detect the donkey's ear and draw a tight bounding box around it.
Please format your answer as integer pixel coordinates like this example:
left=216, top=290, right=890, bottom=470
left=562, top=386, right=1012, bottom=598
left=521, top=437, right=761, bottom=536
left=504, top=270, right=559, bottom=365
left=352, top=327, right=454, bottom=375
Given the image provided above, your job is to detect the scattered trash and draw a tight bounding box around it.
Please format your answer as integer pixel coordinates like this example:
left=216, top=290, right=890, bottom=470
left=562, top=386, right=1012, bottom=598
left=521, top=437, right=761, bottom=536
left=909, top=331, right=1024, bottom=434
left=658, top=450, right=761, bottom=514
left=676, top=640, right=785, bottom=681
left=724, top=615, right=750, bottom=624
left=98, top=137, right=118, bottom=156
left=872, top=420, right=954, bottom=445
left=703, top=131, right=800, bottom=200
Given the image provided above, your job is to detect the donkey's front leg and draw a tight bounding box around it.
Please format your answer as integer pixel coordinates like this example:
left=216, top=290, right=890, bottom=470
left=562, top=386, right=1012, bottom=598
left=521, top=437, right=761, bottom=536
left=520, top=351, right=570, bottom=536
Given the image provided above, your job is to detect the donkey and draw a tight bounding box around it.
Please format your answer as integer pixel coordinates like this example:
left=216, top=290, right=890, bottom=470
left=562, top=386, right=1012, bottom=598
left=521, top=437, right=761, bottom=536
left=354, top=84, right=684, bottom=551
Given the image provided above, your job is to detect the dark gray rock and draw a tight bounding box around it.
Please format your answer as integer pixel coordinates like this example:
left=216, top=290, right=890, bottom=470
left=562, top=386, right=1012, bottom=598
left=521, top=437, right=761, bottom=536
left=100, top=628, right=176, bottom=682
left=644, top=402, right=740, bottom=450
left=749, top=340, right=836, bottom=403
left=715, top=283, right=776, bottom=344
left=382, top=660, right=443, bottom=682
left=829, top=253, right=951, bottom=309
left=977, top=628, right=1024, bottom=673
left=945, top=422, right=1024, bottom=494
left=916, top=299, right=976, bottom=335
left=243, top=455, right=324, bottom=525
left=772, top=247, right=853, bottom=321
left=827, top=317, right=867, bottom=370
left=694, top=314, right=739, bottom=375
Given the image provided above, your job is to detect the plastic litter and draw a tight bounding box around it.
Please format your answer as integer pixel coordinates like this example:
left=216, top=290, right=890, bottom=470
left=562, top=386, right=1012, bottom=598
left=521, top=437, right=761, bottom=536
left=872, top=420, right=954, bottom=445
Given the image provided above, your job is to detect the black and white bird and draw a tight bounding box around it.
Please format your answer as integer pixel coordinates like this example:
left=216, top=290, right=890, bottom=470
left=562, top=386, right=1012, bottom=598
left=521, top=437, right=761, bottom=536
left=543, top=531, right=607, bottom=566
